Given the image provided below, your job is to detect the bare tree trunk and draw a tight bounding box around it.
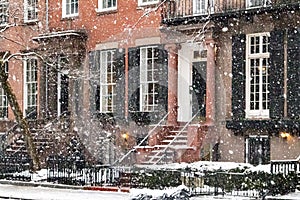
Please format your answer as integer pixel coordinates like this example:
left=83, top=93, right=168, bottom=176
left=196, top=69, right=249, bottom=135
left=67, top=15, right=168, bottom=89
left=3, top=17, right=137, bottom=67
left=0, top=62, right=40, bottom=171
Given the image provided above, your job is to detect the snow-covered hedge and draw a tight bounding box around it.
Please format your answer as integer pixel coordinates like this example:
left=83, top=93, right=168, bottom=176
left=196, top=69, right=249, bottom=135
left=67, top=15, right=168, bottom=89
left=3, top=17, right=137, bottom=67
left=133, top=161, right=298, bottom=196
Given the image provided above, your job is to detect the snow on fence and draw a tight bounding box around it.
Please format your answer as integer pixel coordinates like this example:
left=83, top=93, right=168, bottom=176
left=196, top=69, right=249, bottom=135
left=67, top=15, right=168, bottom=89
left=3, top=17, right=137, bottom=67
left=0, top=155, right=298, bottom=198
left=270, top=159, right=300, bottom=175
left=0, top=155, right=32, bottom=181
left=46, top=155, right=132, bottom=186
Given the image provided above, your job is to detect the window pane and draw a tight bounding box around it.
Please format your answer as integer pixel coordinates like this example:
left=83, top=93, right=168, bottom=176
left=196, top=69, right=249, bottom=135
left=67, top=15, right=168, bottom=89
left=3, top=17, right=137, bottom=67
left=247, top=34, right=270, bottom=117
left=99, top=50, right=116, bottom=113
left=25, top=59, right=38, bottom=119
left=0, top=0, right=8, bottom=25
left=140, top=46, right=159, bottom=112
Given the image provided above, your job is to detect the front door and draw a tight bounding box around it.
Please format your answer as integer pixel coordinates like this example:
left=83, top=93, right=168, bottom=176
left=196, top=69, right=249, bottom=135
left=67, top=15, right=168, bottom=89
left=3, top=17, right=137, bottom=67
left=57, top=72, right=69, bottom=116
left=178, top=43, right=207, bottom=122
left=191, top=62, right=206, bottom=119
left=56, top=56, right=69, bottom=116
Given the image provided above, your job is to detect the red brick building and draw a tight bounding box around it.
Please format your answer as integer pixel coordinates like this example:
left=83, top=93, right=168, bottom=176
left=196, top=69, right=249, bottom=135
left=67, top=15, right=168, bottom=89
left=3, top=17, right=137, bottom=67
left=1, top=0, right=299, bottom=166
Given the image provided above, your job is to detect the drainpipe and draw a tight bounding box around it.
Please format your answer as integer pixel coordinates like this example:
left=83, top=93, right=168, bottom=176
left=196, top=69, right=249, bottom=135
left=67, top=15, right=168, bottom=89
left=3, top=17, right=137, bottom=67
left=283, top=29, right=288, bottom=118
left=45, top=0, right=49, bottom=31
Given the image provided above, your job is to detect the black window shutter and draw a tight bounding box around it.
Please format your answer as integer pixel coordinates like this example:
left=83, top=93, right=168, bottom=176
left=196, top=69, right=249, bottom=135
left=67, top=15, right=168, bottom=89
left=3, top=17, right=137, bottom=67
left=89, top=51, right=100, bottom=116
left=157, top=45, right=168, bottom=113
left=114, top=48, right=125, bottom=120
left=128, top=47, right=140, bottom=113
left=287, top=28, right=300, bottom=119
left=269, top=30, right=284, bottom=119
left=232, top=34, right=246, bottom=120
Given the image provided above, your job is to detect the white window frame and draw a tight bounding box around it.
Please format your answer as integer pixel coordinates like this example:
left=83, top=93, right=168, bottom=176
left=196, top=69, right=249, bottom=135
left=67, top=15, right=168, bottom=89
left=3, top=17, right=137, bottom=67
left=99, top=50, right=116, bottom=113
left=24, top=0, right=38, bottom=22
left=0, top=0, right=9, bottom=26
left=245, top=32, right=270, bottom=119
left=140, top=46, right=159, bottom=112
left=0, top=62, right=8, bottom=119
left=23, top=58, right=38, bottom=118
left=246, top=0, right=270, bottom=8
left=62, top=0, right=79, bottom=18
left=98, top=0, right=117, bottom=12
left=138, top=0, right=159, bottom=7
left=193, top=0, right=214, bottom=15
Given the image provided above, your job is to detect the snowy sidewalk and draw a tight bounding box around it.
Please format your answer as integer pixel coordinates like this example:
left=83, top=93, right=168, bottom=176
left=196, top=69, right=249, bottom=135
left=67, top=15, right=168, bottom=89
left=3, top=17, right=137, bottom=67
left=0, top=181, right=299, bottom=200
left=0, top=184, right=130, bottom=200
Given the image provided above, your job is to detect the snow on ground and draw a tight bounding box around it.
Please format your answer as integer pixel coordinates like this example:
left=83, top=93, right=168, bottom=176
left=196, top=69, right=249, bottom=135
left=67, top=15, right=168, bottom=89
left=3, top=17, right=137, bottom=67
left=0, top=184, right=129, bottom=200
left=137, top=161, right=270, bottom=173
left=0, top=183, right=299, bottom=199
left=2, top=161, right=299, bottom=199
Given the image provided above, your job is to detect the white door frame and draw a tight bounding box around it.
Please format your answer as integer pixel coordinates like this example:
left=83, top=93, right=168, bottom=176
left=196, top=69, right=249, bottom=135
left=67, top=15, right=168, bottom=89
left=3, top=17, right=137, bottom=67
left=178, top=43, right=206, bottom=122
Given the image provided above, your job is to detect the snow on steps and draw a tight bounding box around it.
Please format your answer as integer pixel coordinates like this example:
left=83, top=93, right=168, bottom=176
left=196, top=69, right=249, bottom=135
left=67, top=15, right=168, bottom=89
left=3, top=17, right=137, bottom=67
left=136, top=125, right=196, bottom=165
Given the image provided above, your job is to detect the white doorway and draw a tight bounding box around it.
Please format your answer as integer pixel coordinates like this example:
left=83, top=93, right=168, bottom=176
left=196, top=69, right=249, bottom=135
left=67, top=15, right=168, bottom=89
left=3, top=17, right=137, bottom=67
left=178, top=43, right=207, bottom=122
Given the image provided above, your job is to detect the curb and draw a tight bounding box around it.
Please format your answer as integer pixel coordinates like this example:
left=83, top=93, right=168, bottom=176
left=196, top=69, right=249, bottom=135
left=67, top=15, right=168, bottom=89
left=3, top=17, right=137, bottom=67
left=83, top=186, right=130, bottom=193
left=0, top=179, right=130, bottom=193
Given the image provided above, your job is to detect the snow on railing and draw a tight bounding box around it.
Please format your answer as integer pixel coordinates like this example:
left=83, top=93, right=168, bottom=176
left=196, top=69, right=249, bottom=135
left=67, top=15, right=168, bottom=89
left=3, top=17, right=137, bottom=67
left=113, top=111, right=170, bottom=166
left=270, top=159, right=300, bottom=175
left=152, top=108, right=203, bottom=165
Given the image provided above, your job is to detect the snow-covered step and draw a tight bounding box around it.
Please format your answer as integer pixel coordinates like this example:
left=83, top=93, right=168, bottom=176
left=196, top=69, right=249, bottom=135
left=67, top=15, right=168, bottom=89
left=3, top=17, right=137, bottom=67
left=170, top=145, right=195, bottom=150
left=166, top=135, right=187, bottom=138
left=151, top=149, right=174, bottom=153
left=148, top=155, right=173, bottom=159
left=162, top=139, right=187, bottom=143
left=169, top=130, right=187, bottom=134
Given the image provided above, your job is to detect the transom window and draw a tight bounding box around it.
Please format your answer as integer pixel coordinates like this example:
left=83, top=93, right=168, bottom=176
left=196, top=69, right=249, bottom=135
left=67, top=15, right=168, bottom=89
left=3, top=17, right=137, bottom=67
left=24, top=0, right=38, bottom=22
left=247, top=0, right=270, bottom=8
left=24, top=58, right=38, bottom=119
left=98, top=0, right=117, bottom=11
left=246, top=33, right=270, bottom=119
left=99, top=50, right=116, bottom=113
left=193, top=0, right=214, bottom=15
left=0, top=62, right=8, bottom=119
left=62, top=0, right=79, bottom=18
left=138, top=0, right=159, bottom=6
left=140, top=46, right=159, bottom=112
left=0, top=0, right=9, bottom=25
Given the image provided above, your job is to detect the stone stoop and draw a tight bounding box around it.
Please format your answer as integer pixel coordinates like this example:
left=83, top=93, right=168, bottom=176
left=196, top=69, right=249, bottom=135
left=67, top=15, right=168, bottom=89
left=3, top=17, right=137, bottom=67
left=135, top=123, right=208, bottom=165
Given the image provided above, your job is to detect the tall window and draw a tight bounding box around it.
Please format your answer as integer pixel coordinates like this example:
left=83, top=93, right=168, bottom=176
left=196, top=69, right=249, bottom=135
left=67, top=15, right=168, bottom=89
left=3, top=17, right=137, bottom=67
left=193, top=0, right=214, bottom=15
left=98, top=0, right=117, bottom=11
left=246, top=33, right=270, bottom=119
left=140, top=46, right=159, bottom=112
left=0, top=0, right=8, bottom=25
left=99, top=50, right=116, bottom=113
left=24, top=58, right=38, bottom=119
left=138, top=0, right=159, bottom=6
left=0, top=62, right=8, bottom=119
left=24, top=0, right=38, bottom=22
left=62, top=0, right=79, bottom=18
left=245, top=135, right=270, bottom=165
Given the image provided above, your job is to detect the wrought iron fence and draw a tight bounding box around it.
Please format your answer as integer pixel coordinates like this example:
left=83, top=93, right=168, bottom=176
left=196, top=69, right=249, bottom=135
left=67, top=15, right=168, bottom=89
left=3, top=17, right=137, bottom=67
left=271, top=160, right=300, bottom=175
left=45, top=157, right=300, bottom=197
left=46, top=155, right=132, bottom=186
left=0, top=155, right=298, bottom=198
left=0, top=155, right=32, bottom=181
